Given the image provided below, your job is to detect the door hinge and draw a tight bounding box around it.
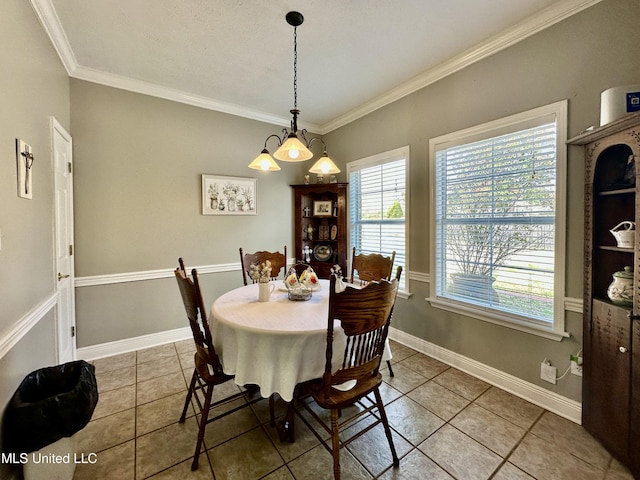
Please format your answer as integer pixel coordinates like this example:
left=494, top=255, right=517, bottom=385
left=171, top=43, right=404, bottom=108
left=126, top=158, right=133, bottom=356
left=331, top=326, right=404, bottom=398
left=69, top=244, right=73, bottom=256
left=68, top=162, right=72, bottom=173
left=71, top=326, right=75, bottom=337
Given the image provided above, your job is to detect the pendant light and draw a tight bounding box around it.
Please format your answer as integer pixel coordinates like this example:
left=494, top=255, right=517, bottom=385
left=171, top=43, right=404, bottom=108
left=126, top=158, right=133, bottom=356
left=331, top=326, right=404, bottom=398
left=248, top=11, right=340, bottom=176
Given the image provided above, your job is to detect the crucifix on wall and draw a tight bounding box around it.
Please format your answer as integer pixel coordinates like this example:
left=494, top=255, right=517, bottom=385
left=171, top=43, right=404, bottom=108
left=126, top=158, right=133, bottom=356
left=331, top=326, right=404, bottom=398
left=16, top=139, right=34, bottom=199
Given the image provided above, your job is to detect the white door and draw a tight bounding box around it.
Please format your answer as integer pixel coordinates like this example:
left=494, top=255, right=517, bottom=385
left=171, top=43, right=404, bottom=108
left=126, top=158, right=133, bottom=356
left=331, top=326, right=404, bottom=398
left=52, top=117, right=75, bottom=364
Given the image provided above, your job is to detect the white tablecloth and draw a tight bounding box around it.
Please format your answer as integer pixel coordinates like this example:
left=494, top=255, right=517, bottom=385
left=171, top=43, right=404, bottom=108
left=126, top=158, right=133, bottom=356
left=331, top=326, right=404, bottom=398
left=210, top=279, right=391, bottom=402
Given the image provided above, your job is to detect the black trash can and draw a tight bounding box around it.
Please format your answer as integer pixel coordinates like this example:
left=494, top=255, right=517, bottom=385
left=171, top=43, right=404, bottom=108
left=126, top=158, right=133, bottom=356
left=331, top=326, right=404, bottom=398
left=3, top=360, right=99, bottom=455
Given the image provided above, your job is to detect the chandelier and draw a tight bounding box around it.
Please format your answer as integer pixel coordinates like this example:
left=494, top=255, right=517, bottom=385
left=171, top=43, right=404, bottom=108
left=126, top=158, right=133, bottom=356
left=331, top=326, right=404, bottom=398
left=248, top=11, right=340, bottom=178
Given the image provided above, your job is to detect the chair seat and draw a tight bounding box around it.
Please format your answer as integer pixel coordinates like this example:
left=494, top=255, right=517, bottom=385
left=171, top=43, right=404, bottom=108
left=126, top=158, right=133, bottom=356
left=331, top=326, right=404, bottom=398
left=303, top=373, right=382, bottom=410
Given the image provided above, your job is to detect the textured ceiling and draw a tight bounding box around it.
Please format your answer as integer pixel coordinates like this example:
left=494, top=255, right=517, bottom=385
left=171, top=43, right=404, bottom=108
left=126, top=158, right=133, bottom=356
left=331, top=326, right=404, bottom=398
left=32, top=0, right=601, bottom=132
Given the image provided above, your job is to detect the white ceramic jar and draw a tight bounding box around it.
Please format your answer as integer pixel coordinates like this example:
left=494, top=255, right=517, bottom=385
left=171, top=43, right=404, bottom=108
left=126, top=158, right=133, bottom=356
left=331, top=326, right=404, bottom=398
left=607, top=266, right=634, bottom=307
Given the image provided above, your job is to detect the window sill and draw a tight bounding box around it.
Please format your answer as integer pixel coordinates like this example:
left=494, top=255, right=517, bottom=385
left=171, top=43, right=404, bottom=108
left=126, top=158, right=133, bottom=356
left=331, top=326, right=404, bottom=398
left=426, top=297, right=569, bottom=341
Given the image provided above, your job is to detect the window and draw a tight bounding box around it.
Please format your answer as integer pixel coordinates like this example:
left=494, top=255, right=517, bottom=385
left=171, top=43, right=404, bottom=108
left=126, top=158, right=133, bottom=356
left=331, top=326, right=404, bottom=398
left=429, top=101, right=567, bottom=339
left=348, top=146, right=409, bottom=292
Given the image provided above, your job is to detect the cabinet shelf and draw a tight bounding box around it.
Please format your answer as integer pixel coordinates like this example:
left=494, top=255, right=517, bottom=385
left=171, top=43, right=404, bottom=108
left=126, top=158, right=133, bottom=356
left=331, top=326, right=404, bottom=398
left=598, top=245, right=634, bottom=252
left=596, top=187, right=635, bottom=196
left=292, top=183, right=348, bottom=279
left=578, top=115, right=640, bottom=477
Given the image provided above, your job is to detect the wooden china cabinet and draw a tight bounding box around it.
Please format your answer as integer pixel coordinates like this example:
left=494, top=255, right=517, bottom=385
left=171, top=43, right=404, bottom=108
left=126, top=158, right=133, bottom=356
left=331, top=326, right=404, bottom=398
left=291, top=183, right=348, bottom=279
left=568, top=111, right=640, bottom=478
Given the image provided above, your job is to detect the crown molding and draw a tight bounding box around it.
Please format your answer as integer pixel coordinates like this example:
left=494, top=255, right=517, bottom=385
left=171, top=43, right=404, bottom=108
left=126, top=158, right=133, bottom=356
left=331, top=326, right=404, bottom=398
left=31, top=0, right=601, bottom=134
left=320, top=0, right=603, bottom=133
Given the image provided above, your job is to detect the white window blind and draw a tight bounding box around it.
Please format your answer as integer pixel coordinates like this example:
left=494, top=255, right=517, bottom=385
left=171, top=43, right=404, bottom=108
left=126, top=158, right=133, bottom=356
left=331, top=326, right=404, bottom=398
left=430, top=101, right=567, bottom=337
left=348, top=147, right=408, bottom=291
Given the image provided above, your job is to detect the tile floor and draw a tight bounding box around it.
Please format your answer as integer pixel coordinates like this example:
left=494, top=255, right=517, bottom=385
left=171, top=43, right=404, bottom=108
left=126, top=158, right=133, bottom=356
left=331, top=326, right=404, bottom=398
left=72, top=340, right=635, bottom=480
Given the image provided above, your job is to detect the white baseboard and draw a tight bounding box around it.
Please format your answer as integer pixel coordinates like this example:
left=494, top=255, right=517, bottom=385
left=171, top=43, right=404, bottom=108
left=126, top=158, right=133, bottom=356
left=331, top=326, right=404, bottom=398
left=388, top=327, right=582, bottom=424
left=76, top=327, right=191, bottom=361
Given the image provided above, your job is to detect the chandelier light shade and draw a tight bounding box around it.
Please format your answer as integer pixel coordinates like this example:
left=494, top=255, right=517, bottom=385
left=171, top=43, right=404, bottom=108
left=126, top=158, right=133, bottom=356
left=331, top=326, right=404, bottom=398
left=273, top=131, right=313, bottom=161
left=248, top=148, right=281, bottom=171
left=248, top=11, right=340, bottom=176
left=309, top=154, right=341, bottom=175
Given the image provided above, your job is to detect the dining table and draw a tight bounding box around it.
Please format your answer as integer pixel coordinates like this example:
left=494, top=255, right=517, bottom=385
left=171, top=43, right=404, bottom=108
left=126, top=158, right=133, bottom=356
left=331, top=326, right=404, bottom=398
left=209, top=277, right=392, bottom=440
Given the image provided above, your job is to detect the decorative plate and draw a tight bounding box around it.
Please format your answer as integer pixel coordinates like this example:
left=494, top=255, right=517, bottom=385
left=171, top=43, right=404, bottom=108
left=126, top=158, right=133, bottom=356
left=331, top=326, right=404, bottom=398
left=330, top=224, right=338, bottom=241
left=313, top=243, right=333, bottom=262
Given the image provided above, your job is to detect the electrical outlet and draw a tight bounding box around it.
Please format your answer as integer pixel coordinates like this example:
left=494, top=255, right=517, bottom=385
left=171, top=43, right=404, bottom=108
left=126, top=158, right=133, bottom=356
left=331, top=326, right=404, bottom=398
left=540, top=361, right=557, bottom=384
left=570, top=354, right=583, bottom=376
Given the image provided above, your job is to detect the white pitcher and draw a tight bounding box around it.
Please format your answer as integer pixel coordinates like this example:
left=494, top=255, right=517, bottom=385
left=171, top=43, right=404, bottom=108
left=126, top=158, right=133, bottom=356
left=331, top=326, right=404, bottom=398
left=258, top=282, right=275, bottom=302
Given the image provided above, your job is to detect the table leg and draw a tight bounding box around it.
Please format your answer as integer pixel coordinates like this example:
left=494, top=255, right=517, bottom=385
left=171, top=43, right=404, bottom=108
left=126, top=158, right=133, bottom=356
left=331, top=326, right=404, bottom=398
left=276, top=400, right=296, bottom=443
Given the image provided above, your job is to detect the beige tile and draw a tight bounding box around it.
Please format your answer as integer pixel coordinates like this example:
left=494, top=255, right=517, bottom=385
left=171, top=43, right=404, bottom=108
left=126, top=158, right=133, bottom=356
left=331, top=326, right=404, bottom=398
left=75, top=408, right=135, bottom=454
left=419, top=424, right=502, bottom=480
left=137, top=343, right=177, bottom=364
left=345, top=422, right=413, bottom=477
left=381, top=363, right=428, bottom=393
left=92, top=352, right=136, bottom=375
left=208, top=427, right=285, bottom=480
left=262, top=467, right=295, bottom=479
left=137, top=355, right=182, bottom=382
left=146, top=453, right=214, bottom=479
left=91, top=384, right=136, bottom=420
left=384, top=396, right=444, bottom=445
left=450, top=404, right=526, bottom=457
left=491, top=462, right=536, bottom=480
left=378, top=380, right=404, bottom=405
left=201, top=401, right=261, bottom=448
left=398, top=353, right=450, bottom=379
left=407, top=381, right=470, bottom=421
left=135, top=416, right=202, bottom=479
left=95, top=365, right=136, bottom=393
left=136, top=371, right=186, bottom=405
left=475, top=386, right=543, bottom=429
left=179, top=349, right=196, bottom=369
left=509, top=433, right=606, bottom=480
left=531, top=412, right=611, bottom=470
left=136, top=390, right=194, bottom=436
left=287, top=443, right=372, bottom=480
left=433, top=368, right=490, bottom=400
left=378, top=449, right=454, bottom=480
left=387, top=341, right=418, bottom=363
left=174, top=339, right=195, bottom=354
left=73, top=440, right=134, bottom=480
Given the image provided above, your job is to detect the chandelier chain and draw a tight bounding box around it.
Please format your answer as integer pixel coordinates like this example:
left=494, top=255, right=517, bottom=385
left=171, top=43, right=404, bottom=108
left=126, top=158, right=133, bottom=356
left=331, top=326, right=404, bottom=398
left=293, top=25, right=297, bottom=110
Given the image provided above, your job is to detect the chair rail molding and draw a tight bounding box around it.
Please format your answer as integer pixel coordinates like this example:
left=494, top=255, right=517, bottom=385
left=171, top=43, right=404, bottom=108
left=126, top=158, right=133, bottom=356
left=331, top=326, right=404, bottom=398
left=0, top=293, right=58, bottom=360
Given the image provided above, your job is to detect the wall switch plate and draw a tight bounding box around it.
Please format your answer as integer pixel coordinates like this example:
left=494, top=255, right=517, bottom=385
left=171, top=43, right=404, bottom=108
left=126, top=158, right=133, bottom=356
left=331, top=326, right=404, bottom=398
left=540, top=361, right=557, bottom=384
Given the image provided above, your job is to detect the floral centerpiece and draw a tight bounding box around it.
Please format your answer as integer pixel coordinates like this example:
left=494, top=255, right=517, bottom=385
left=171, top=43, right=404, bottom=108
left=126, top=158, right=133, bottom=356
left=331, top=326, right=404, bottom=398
left=249, top=260, right=272, bottom=283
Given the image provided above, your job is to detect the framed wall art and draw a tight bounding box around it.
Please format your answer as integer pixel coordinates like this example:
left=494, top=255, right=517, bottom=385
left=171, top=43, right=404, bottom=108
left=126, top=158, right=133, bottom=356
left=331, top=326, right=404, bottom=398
left=313, top=200, right=332, bottom=217
left=202, top=175, right=256, bottom=215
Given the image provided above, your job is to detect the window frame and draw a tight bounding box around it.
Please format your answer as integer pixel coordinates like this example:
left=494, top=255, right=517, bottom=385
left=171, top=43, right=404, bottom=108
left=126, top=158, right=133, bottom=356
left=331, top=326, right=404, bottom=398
left=428, top=101, right=568, bottom=340
left=347, top=146, right=410, bottom=294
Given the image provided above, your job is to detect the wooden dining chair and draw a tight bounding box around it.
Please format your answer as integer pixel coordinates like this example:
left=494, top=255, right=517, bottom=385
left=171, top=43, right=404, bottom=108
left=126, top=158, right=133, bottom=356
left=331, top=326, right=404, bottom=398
left=349, top=247, right=398, bottom=376
left=295, top=267, right=402, bottom=480
left=175, top=258, right=261, bottom=471
left=239, top=246, right=287, bottom=285
left=349, top=247, right=396, bottom=285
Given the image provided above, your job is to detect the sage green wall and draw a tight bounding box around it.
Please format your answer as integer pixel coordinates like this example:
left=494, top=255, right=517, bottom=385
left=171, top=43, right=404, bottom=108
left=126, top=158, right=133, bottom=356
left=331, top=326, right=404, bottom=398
left=70, top=80, right=312, bottom=346
left=324, top=0, right=640, bottom=401
left=0, top=0, right=70, bottom=476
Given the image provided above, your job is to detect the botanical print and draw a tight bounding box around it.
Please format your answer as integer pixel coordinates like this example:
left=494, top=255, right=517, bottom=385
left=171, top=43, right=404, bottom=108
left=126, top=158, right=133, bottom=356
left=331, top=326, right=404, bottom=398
left=202, top=175, right=256, bottom=215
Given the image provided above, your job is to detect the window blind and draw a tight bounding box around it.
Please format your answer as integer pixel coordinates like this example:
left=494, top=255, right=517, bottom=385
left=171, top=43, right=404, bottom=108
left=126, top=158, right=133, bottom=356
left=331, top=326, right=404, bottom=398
left=350, top=157, right=406, bottom=286
left=435, top=123, right=557, bottom=323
